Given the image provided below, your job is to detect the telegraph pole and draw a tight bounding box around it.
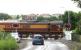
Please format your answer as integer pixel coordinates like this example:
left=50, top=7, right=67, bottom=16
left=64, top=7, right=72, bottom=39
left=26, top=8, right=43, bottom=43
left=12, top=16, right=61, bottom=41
left=67, top=11, right=71, bottom=30
left=68, top=11, right=70, bottom=23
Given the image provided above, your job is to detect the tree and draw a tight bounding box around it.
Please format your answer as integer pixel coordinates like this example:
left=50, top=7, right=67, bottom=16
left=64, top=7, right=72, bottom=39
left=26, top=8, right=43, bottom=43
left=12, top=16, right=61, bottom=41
left=70, top=11, right=78, bottom=30
left=37, top=16, right=45, bottom=22
left=16, top=15, right=20, bottom=19
left=75, top=12, right=81, bottom=34
left=48, top=16, right=58, bottom=21
left=72, top=0, right=81, bottom=8
left=62, top=11, right=68, bottom=23
left=0, top=13, right=12, bottom=20
left=62, top=11, right=79, bottom=30
left=37, top=16, right=58, bottom=22
left=58, top=15, right=63, bottom=20
left=76, top=19, right=81, bottom=35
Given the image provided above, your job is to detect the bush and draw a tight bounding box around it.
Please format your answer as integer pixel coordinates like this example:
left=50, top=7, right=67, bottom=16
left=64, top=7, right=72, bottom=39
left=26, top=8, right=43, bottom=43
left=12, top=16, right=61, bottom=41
left=0, top=38, right=18, bottom=50
left=0, top=32, right=10, bottom=40
left=0, top=32, right=18, bottom=50
left=72, top=28, right=81, bottom=41
left=72, top=32, right=81, bottom=42
left=75, top=28, right=81, bottom=35
left=72, top=33, right=80, bottom=42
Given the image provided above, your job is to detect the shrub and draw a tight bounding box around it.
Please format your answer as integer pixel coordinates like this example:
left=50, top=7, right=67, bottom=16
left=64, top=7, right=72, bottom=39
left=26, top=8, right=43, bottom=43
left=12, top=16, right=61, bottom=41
left=75, top=27, right=81, bottom=35
left=0, top=38, right=18, bottom=50
left=72, top=33, right=80, bottom=42
left=0, top=32, right=18, bottom=50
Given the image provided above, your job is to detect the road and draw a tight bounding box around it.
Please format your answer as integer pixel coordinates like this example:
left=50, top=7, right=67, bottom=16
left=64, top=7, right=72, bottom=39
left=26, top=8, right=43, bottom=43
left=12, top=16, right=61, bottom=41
left=20, top=39, right=69, bottom=50
left=19, top=31, right=72, bottom=50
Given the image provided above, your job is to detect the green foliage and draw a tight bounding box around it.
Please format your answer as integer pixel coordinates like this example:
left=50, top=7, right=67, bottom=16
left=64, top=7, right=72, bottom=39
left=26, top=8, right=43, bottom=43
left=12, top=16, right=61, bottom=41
left=75, top=18, right=81, bottom=35
left=72, top=0, right=79, bottom=2
left=16, top=15, right=20, bottom=19
left=70, top=11, right=78, bottom=29
left=72, top=0, right=81, bottom=8
left=0, top=32, right=10, bottom=40
left=37, top=16, right=58, bottom=22
left=0, top=13, right=12, bottom=20
left=37, top=16, right=45, bottom=22
left=72, top=33, right=80, bottom=42
left=62, top=11, right=79, bottom=30
left=62, top=11, right=68, bottom=23
left=0, top=39, right=18, bottom=50
left=0, top=32, right=18, bottom=50
left=48, top=16, right=58, bottom=21
left=58, top=15, right=63, bottom=20
left=76, top=28, right=81, bottom=35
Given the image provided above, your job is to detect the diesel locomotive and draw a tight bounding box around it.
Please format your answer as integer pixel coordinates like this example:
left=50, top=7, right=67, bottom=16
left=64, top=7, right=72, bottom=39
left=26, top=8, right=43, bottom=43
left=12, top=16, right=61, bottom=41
left=0, top=21, right=64, bottom=39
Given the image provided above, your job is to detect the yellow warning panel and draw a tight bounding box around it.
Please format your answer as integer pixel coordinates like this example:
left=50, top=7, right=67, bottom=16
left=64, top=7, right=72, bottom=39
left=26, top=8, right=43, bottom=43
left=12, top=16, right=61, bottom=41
left=30, top=25, right=48, bottom=28
left=0, top=25, right=5, bottom=31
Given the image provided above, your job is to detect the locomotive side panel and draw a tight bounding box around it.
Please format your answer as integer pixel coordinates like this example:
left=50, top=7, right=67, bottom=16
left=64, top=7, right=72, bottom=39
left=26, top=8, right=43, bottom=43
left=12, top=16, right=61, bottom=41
left=4, top=23, right=21, bottom=32
left=50, top=24, right=63, bottom=33
left=27, top=24, right=49, bottom=32
left=18, top=23, right=30, bottom=32
left=0, top=23, right=5, bottom=31
left=11, top=23, right=49, bottom=33
left=30, top=25, right=48, bottom=28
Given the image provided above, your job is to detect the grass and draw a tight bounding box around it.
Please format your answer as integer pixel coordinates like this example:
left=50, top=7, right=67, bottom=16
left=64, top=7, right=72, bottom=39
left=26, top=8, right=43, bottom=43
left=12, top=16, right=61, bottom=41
left=70, top=41, right=81, bottom=50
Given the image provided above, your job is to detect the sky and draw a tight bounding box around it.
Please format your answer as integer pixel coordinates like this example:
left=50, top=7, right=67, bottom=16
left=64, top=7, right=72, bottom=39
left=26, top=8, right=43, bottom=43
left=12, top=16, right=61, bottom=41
left=0, top=0, right=81, bottom=15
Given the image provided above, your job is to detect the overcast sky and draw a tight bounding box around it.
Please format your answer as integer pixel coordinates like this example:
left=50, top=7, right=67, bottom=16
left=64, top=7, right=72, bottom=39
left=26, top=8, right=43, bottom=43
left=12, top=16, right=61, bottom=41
left=0, top=0, right=81, bottom=15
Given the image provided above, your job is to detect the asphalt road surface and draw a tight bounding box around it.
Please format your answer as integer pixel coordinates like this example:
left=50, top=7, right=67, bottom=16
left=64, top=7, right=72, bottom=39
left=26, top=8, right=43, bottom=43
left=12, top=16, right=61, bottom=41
left=20, top=39, right=69, bottom=50
left=19, top=30, right=71, bottom=50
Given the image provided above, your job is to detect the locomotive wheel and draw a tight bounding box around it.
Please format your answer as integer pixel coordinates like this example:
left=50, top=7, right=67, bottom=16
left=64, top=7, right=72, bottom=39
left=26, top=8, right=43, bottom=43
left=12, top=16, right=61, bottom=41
left=44, top=37, right=48, bottom=40
left=54, top=36, right=59, bottom=40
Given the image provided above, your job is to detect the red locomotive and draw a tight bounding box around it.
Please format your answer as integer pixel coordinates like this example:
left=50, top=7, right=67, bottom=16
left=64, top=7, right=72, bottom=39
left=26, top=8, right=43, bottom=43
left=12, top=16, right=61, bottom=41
left=0, top=21, right=64, bottom=39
